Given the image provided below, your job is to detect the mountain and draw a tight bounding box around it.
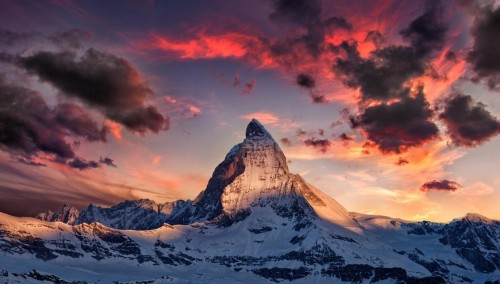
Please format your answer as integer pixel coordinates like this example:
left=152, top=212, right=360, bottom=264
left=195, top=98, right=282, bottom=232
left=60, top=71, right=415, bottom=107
left=1, top=119, right=499, bottom=283
left=35, top=204, right=79, bottom=225
left=74, top=199, right=192, bottom=230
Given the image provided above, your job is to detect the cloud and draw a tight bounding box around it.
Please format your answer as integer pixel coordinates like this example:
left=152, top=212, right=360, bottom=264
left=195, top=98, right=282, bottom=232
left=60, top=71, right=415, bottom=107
left=339, top=133, right=353, bottom=142
left=67, top=157, right=100, bottom=170
left=240, top=79, right=256, bottom=96
left=455, top=182, right=494, bottom=196
left=421, top=179, right=461, bottom=191
left=0, top=28, right=91, bottom=49
left=303, top=138, right=332, bottom=153
left=296, top=73, right=315, bottom=88
left=0, top=79, right=74, bottom=160
left=439, top=92, right=500, bottom=147
left=99, top=157, right=117, bottom=167
left=331, top=1, right=447, bottom=153
left=16, top=48, right=169, bottom=134
left=148, top=32, right=273, bottom=68
left=399, top=0, right=447, bottom=57
left=0, top=76, right=106, bottom=168
left=334, top=41, right=426, bottom=101
left=269, top=0, right=350, bottom=58
left=364, top=30, right=385, bottom=48
left=54, top=103, right=107, bottom=142
left=396, top=157, right=409, bottom=166
left=241, top=112, right=279, bottom=124
left=14, top=156, right=46, bottom=167
left=0, top=29, right=35, bottom=46
left=161, top=95, right=201, bottom=118
left=349, top=88, right=439, bottom=153
left=280, top=137, right=292, bottom=147
left=467, top=4, right=500, bottom=90
left=48, top=28, right=92, bottom=49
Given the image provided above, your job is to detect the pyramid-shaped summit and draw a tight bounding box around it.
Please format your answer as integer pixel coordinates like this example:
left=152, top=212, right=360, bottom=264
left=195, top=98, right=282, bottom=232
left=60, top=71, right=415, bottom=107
left=245, top=118, right=273, bottom=139
left=168, top=119, right=359, bottom=229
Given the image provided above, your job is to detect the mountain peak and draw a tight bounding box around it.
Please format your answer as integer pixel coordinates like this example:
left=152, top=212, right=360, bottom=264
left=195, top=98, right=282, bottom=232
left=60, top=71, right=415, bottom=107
left=461, top=213, right=494, bottom=224
left=35, top=204, right=79, bottom=225
left=245, top=118, right=273, bottom=140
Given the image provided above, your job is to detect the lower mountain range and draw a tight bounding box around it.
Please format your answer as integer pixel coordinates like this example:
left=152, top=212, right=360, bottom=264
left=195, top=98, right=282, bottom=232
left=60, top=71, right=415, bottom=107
left=1, top=119, right=499, bottom=283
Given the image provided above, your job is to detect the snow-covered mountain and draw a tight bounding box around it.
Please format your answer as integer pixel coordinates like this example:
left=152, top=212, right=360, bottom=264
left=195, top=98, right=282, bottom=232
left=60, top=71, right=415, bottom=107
left=1, top=119, right=499, bottom=283
left=74, top=199, right=191, bottom=230
left=35, top=204, right=79, bottom=225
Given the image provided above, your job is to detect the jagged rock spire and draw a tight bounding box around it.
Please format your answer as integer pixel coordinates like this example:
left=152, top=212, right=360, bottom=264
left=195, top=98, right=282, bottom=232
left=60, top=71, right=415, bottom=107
left=245, top=118, right=273, bottom=139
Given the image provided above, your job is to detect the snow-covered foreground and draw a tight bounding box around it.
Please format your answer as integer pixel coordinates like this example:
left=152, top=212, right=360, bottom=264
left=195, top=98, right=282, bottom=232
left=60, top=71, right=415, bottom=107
left=1, top=120, right=499, bottom=283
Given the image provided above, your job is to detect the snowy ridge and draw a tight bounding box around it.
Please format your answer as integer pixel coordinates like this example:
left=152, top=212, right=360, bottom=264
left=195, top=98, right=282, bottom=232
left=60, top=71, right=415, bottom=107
left=74, top=199, right=192, bottom=230
left=2, top=119, right=499, bottom=283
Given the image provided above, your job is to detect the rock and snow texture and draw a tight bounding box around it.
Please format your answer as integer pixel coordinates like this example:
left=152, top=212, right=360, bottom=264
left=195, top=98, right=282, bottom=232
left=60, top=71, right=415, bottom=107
left=3, top=119, right=500, bottom=283
left=35, top=204, right=79, bottom=225
left=74, top=199, right=192, bottom=230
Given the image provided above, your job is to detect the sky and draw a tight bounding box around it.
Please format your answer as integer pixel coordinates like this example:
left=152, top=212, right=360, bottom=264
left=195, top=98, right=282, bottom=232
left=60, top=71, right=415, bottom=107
left=0, top=0, right=499, bottom=222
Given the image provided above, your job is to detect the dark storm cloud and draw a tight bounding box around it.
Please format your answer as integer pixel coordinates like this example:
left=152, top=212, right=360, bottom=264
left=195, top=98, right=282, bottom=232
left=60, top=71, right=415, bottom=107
left=296, top=73, right=315, bottom=89
left=349, top=89, right=439, bottom=153
left=334, top=41, right=425, bottom=101
left=467, top=4, right=500, bottom=90
left=445, top=51, right=457, bottom=61
left=99, top=157, right=117, bottom=167
left=0, top=79, right=75, bottom=160
left=364, top=30, right=385, bottom=48
left=421, top=179, right=461, bottom=192
left=269, top=0, right=323, bottom=57
left=54, top=103, right=107, bottom=142
left=67, top=157, right=100, bottom=170
left=339, top=133, right=353, bottom=141
left=16, top=48, right=169, bottom=134
left=269, top=0, right=351, bottom=58
left=266, top=0, right=350, bottom=103
left=399, top=1, right=447, bottom=57
left=296, top=73, right=327, bottom=103
left=324, top=16, right=352, bottom=31
left=333, top=1, right=447, bottom=101
left=0, top=77, right=106, bottom=167
left=439, top=92, right=500, bottom=147
left=334, top=41, right=434, bottom=102
left=48, top=28, right=92, bottom=49
left=303, top=138, right=332, bottom=153
left=332, top=1, right=447, bottom=153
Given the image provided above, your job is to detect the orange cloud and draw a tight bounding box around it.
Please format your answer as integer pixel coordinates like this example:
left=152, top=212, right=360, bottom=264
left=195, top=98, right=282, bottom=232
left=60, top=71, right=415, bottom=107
left=104, top=120, right=123, bottom=141
left=159, top=95, right=202, bottom=118
left=240, top=112, right=280, bottom=125
left=145, top=32, right=276, bottom=69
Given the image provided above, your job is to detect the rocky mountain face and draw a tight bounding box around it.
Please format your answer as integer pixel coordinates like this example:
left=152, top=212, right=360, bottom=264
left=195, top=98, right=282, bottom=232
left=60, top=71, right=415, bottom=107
left=35, top=204, right=79, bottom=225
left=74, top=199, right=192, bottom=230
left=1, top=119, right=499, bottom=283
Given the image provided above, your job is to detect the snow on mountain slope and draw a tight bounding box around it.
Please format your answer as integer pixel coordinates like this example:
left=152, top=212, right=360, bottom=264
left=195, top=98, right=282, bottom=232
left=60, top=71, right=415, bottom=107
left=353, top=212, right=500, bottom=282
left=2, top=119, right=500, bottom=283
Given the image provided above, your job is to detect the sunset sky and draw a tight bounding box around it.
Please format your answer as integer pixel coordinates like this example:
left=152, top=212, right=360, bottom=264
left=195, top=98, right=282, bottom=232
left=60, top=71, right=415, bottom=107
left=0, top=0, right=499, bottom=222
